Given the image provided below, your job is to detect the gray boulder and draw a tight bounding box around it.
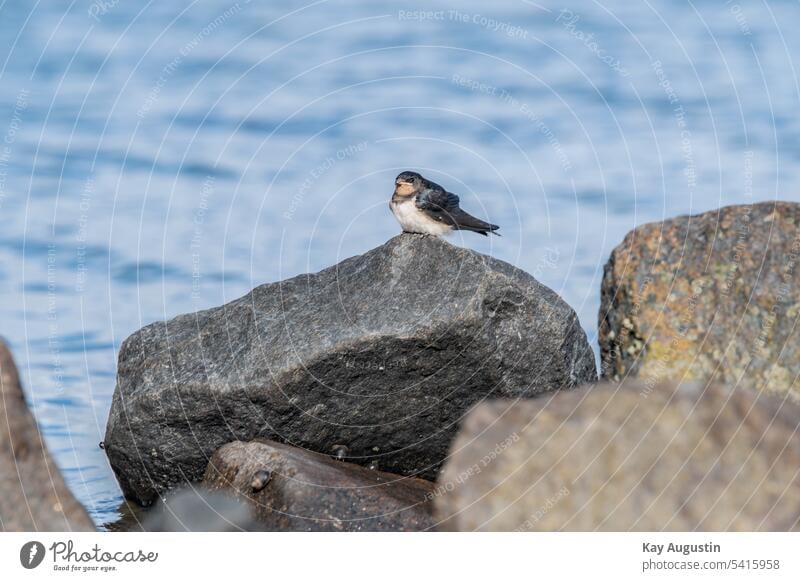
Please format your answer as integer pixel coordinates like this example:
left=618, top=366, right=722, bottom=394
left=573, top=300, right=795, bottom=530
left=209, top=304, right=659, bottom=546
left=0, top=338, right=95, bottom=531
left=434, top=380, right=800, bottom=531
left=203, top=440, right=435, bottom=531
left=105, top=233, right=596, bottom=504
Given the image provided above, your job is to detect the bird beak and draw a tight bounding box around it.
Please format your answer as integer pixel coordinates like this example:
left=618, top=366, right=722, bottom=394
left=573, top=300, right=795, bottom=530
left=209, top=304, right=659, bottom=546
left=395, top=178, right=404, bottom=185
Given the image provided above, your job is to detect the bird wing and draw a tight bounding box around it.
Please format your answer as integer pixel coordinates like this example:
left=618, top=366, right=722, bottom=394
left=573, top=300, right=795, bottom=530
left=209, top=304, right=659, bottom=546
left=415, top=188, right=460, bottom=221
left=416, top=187, right=499, bottom=235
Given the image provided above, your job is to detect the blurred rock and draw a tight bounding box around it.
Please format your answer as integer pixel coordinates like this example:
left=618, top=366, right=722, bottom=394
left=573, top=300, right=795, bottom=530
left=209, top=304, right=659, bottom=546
left=434, top=380, right=800, bottom=531
left=0, top=338, right=95, bottom=531
left=133, top=487, right=260, bottom=532
left=599, top=201, right=800, bottom=398
left=105, top=233, right=596, bottom=504
left=203, top=440, right=435, bottom=531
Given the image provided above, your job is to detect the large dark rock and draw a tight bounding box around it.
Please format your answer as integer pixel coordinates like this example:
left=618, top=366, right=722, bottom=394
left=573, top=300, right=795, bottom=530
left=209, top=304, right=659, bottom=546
left=0, top=338, right=95, bottom=531
left=105, top=233, right=596, bottom=504
left=203, top=440, right=435, bottom=531
left=434, top=380, right=800, bottom=531
left=599, top=201, right=800, bottom=398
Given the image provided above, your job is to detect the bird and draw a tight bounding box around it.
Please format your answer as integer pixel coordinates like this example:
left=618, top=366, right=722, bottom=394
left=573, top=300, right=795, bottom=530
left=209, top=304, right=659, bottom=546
left=389, top=171, right=500, bottom=237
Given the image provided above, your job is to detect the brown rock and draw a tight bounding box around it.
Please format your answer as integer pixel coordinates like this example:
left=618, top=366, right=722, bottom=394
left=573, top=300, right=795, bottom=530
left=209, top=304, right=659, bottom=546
left=0, top=338, right=94, bottom=531
left=434, top=380, right=800, bottom=531
left=203, top=440, right=435, bottom=531
left=599, top=201, right=800, bottom=398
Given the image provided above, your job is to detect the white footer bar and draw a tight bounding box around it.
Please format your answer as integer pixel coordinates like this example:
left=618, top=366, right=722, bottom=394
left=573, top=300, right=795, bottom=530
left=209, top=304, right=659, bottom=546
left=1, top=532, right=798, bottom=580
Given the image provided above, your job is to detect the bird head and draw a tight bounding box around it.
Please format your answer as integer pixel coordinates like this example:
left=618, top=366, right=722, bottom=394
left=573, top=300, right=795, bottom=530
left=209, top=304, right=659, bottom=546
left=394, top=171, right=423, bottom=196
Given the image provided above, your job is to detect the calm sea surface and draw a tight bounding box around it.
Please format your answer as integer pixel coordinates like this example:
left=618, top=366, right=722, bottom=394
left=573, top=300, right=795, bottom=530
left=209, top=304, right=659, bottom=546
left=1, top=0, right=798, bottom=526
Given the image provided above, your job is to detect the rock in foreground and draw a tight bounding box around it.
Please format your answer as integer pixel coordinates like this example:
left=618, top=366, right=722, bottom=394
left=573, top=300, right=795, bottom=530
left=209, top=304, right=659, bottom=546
left=434, top=380, right=800, bottom=531
left=203, top=440, right=435, bottom=531
left=0, top=338, right=95, bottom=531
left=599, top=201, right=800, bottom=397
left=105, top=234, right=596, bottom=504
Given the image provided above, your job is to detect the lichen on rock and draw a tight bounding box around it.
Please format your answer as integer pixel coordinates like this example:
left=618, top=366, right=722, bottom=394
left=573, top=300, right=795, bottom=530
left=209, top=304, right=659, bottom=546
left=599, top=201, right=800, bottom=398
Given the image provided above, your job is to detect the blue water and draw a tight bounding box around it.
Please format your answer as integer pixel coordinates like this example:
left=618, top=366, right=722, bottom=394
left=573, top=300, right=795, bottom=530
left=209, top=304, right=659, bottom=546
left=1, top=0, right=798, bottom=526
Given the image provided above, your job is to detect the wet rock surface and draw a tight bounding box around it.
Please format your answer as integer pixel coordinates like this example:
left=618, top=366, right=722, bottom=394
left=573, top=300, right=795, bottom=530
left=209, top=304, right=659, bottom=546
left=105, top=233, right=596, bottom=504
left=434, top=380, right=800, bottom=531
left=0, top=339, right=95, bottom=531
left=599, top=201, right=800, bottom=397
left=203, top=440, right=435, bottom=531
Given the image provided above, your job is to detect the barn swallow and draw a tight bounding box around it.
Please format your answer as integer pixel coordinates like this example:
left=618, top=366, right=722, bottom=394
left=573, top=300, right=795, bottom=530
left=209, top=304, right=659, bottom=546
left=390, top=171, right=500, bottom=236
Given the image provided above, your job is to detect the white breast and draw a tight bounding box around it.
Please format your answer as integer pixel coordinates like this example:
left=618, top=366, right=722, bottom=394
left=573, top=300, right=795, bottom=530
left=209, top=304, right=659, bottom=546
left=391, top=198, right=452, bottom=236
